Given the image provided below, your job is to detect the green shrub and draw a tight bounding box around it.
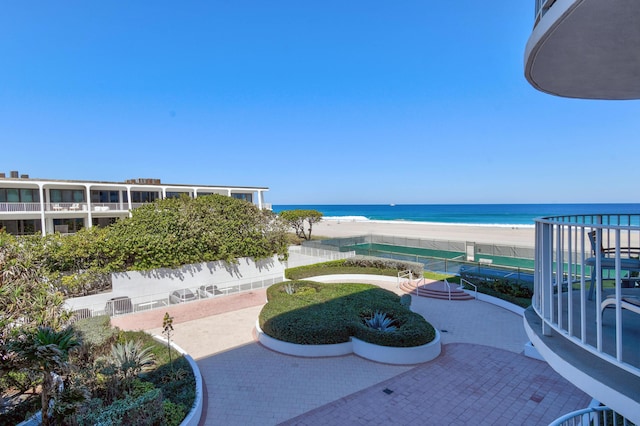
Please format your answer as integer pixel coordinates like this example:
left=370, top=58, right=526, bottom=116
left=76, top=388, right=164, bottom=426
left=163, top=400, right=188, bottom=426
left=260, top=281, right=435, bottom=347
left=285, top=257, right=423, bottom=280
left=73, top=315, right=116, bottom=346
left=146, top=357, right=196, bottom=408
left=343, top=256, right=423, bottom=277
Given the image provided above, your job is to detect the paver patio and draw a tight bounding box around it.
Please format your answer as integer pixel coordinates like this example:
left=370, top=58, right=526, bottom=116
left=113, top=278, right=592, bottom=425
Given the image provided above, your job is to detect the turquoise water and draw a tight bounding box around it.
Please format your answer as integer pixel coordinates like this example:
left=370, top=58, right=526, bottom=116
left=273, top=204, right=640, bottom=226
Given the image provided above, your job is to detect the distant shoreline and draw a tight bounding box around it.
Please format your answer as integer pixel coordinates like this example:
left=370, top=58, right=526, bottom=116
left=312, top=219, right=536, bottom=247
left=321, top=216, right=535, bottom=229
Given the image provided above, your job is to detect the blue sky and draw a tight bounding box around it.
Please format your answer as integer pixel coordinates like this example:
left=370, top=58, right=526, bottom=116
left=1, top=2, right=639, bottom=205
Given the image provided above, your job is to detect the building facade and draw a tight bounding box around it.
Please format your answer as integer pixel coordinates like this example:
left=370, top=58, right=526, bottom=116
left=0, top=171, right=270, bottom=236
left=523, top=1, right=640, bottom=423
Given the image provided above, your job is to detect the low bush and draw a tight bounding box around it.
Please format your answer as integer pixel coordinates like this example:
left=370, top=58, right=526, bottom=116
left=163, top=400, right=188, bottom=426
left=73, top=315, right=117, bottom=346
left=76, top=388, right=164, bottom=426
left=285, top=257, right=423, bottom=280
left=146, top=357, right=196, bottom=408
left=260, top=281, right=435, bottom=347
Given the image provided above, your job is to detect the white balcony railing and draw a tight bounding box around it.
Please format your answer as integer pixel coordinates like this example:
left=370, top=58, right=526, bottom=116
left=533, top=214, right=640, bottom=376
left=0, top=202, right=41, bottom=213
left=90, top=203, right=128, bottom=212
left=46, top=202, right=88, bottom=212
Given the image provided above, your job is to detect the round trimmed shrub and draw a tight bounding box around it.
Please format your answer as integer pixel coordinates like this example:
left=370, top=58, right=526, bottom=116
left=259, top=281, right=435, bottom=347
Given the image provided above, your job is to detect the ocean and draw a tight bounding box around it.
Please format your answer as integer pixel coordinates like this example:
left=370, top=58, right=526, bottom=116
left=272, top=204, right=640, bottom=227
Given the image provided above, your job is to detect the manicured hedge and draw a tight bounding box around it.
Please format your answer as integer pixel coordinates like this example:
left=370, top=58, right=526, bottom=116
left=260, top=281, right=435, bottom=347
left=285, top=257, right=423, bottom=280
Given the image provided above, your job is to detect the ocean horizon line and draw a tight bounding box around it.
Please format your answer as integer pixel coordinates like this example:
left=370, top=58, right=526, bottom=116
left=272, top=203, right=640, bottom=227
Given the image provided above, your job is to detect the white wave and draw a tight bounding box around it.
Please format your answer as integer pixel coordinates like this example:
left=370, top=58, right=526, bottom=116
left=322, top=216, right=371, bottom=222
left=321, top=216, right=534, bottom=228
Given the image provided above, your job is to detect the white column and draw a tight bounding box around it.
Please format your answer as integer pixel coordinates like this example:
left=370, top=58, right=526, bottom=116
left=38, top=183, right=46, bottom=236
left=193, top=188, right=198, bottom=199
left=85, top=184, right=93, bottom=228
left=257, top=190, right=264, bottom=209
left=126, top=186, right=133, bottom=217
left=227, top=188, right=232, bottom=197
left=162, top=187, right=167, bottom=199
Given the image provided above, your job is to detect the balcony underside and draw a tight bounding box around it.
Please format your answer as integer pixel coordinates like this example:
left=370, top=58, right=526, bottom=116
left=524, top=306, right=640, bottom=422
left=525, top=0, right=640, bottom=99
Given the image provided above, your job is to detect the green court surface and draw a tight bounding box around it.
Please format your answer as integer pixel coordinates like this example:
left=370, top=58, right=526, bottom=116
left=347, top=243, right=465, bottom=260
left=346, top=243, right=534, bottom=270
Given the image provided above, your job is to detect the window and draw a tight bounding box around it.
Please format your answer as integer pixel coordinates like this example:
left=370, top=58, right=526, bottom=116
left=0, top=219, right=42, bottom=236
left=232, top=193, right=253, bottom=203
left=92, top=217, right=118, bottom=227
left=50, top=189, right=85, bottom=203
left=131, top=191, right=160, bottom=203
left=166, top=192, right=191, bottom=199
left=91, top=190, right=121, bottom=203
left=0, top=188, right=40, bottom=203
left=53, top=218, right=84, bottom=234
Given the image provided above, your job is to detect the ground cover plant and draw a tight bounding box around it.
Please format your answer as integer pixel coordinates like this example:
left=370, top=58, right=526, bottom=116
left=259, top=281, right=435, bottom=347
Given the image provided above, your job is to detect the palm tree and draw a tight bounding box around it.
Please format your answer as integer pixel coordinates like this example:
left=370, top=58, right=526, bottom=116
left=9, top=326, right=80, bottom=426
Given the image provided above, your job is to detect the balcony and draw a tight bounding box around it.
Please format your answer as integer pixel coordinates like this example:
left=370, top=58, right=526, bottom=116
left=0, top=202, right=131, bottom=214
left=525, top=0, right=640, bottom=99
left=0, top=202, right=41, bottom=213
left=526, top=214, right=640, bottom=422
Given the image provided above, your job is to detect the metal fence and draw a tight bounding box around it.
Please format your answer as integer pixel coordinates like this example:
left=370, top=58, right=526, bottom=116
left=67, top=275, right=284, bottom=319
left=303, top=234, right=535, bottom=260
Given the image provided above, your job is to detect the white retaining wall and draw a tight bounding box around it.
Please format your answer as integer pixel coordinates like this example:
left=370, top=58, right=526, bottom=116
left=111, top=255, right=284, bottom=297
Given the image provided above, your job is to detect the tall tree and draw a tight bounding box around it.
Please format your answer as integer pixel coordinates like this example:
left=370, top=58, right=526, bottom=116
left=8, top=326, right=80, bottom=426
left=279, top=209, right=323, bottom=240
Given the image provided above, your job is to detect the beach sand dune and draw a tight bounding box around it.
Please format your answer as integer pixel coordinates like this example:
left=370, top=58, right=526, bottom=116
left=313, top=219, right=536, bottom=247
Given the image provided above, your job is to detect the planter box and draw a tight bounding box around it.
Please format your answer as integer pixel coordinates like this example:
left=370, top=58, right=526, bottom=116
left=256, top=321, right=441, bottom=365
left=351, top=332, right=441, bottom=364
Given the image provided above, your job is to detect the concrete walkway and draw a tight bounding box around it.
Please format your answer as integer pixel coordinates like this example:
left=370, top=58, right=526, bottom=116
left=114, top=277, right=592, bottom=425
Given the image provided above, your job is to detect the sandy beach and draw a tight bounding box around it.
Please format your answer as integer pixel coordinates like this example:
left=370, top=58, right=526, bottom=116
left=313, top=219, right=536, bottom=247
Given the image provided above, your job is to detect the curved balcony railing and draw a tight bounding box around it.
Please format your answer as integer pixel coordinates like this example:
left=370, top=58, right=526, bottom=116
left=549, top=406, right=624, bottom=426
left=533, top=214, right=640, bottom=376
left=534, top=0, right=558, bottom=26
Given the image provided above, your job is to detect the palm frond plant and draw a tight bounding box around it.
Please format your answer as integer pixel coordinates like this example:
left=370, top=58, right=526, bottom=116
left=103, top=340, right=155, bottom=395
left=364, top=311, right=397, bottom=332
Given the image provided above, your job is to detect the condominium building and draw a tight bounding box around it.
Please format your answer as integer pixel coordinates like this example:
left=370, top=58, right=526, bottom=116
left=0, top=171, right=270, bottom=236
left=524, top=1, right=640, bottom=424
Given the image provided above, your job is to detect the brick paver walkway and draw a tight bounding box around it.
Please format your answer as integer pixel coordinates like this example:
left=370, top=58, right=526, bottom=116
left=113, top=277, right=592, bottom=425
left=281, top=343, right=591, bottom=426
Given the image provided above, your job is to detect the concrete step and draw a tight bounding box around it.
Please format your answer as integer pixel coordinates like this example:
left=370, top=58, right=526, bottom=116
left=400, top=280, right=474, bottom=301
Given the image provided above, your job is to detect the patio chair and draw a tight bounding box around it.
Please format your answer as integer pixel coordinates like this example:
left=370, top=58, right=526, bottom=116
left=586, top=231, right=640, bottom=300
left=601, top=293, right=640, bottom=316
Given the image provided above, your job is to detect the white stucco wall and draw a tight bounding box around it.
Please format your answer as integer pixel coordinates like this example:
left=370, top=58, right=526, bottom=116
left=65, top=255, right=284, bottom=312
left=111, top=255, right=284, bottom=296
